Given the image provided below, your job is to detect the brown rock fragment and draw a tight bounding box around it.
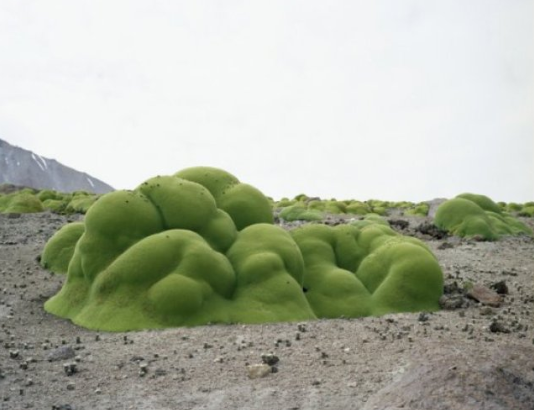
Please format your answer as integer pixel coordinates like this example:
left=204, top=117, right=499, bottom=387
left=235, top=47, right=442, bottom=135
left=466, top=284, right=503, bottom=307
left=247, top=364, right=272, bottom=379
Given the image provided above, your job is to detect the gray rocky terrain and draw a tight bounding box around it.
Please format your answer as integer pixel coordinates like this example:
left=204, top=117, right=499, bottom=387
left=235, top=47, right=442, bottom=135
left=0, top=139, right=114, bottom=194
left=0, top=212, right=533, bottom=409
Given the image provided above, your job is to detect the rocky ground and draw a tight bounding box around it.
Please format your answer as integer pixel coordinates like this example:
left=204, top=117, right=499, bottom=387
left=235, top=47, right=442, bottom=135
left=0, top=212, right=533, bottom=410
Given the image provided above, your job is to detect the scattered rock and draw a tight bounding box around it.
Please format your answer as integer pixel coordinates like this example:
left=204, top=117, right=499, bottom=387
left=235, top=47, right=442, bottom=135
left=48, top=346, right=76, bottom=362
left=416, top=223, right=448, bottom=239
left=439, top=295, right=465, bottom=310
left=130, top=356, right=145, bottom=363
left=246, top=364, right=272, bottom=379
left=154, top=368, right=167, bottom=377
left=443, top=281, right=463, bottom=295
left=467, top=284, right=503, bottom=307
left=479, top=307, right=495, bottom=316
left=261, top=353, right=280, bottom=366
left=63, top=362, right=77, bottom=376
left=490, top=280, right=509, bottom=295
left=489, top=321, right=511, bottom=334
left=418, top=312, right=430, bottom=322
left=138, top=362, right=148, bottom=377
left=438, top=241, right=455, bottom=250
left=389, top=219, right=409, bottom=230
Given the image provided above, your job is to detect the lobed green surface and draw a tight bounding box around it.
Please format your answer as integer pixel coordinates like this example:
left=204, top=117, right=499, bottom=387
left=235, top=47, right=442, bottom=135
left=42, top=167, right=444, bottom=331
left=434, top=193, right=532, bottom=240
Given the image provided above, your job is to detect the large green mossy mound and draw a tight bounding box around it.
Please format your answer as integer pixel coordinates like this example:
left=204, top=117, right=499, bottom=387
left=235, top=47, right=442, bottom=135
left=434, top=193, right=533, bottom=240
left=42, top=167, right=444, bottom=331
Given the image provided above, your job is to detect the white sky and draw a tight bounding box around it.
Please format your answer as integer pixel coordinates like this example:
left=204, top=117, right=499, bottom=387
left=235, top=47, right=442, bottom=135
left=0, top=0, right=533, bottom=202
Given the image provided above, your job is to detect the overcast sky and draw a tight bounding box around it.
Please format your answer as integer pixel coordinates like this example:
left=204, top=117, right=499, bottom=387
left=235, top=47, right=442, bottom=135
left=0, top=0, right=532, bottom=202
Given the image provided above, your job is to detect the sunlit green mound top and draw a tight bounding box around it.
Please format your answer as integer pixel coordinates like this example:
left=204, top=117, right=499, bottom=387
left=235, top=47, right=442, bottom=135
left=434, top=193, right=533, bottom=241
left=41, top=166, right=443, bottom=331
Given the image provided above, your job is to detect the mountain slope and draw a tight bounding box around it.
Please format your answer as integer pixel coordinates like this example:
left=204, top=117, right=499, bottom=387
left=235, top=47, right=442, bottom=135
left=0, top=139, right=114, bottom=194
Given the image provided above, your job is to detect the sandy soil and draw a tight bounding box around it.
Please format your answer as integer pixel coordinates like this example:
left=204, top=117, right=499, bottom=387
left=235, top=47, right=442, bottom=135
left=1, top=212, right=533, bottom=410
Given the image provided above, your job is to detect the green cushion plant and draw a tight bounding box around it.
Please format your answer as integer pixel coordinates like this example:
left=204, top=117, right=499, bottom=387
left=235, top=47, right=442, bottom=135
left=279, top=204, right=324, bottom=222
left=518, top=206, right=534, bottom=217
left=41, top=167, right=444, bottom=331
left=434, top=193, right=532, bottom=240
left=404, top=203, right=430, bottom=217
left=0, top=192, right=43, bottom=213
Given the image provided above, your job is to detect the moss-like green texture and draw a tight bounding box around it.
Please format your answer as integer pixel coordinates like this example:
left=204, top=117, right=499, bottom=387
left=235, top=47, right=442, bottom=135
left=279, top=204, right=324, bottom=222
left=66, top=193, right=100, bottom=214
left=350, top=214, right=390, bottom=229
left=42, top=167, right=444, bottom=331
left=434, top=193, right=533, bottom=240
left=41, top=222, right=85, bottom=274
left=518, top=206, right=534, bottom=217
left=0, top=189, right=101, bottom=215
left=404, top=203, right=429, bottom=217
left=175, top=167, right=273, bottom=230
left=43, top=168, right=299, bottom=330
left=0, top=192, right=44, bottom=213
left=292, top=223, right=443, bottom=317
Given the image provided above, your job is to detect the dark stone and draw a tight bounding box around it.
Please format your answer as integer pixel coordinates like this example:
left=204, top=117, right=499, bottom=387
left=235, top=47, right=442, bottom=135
left=439, top=295, right=465, bottom=310
left=389, top=219, right=409, bottom=230
left=418, top=312, right=430, bottom=322
left=261, top=353, right=280, bottom=366
left=490, top=280, right=509, bottom=295
left=438, top=242, right=455, bottom=250
left=443, top=281, right=462, bottom=295
left=416, top=223, right=448, bottom=239
left=47, top=346, right=75, bottom=362
left=489, top=321, right=511, bottom=334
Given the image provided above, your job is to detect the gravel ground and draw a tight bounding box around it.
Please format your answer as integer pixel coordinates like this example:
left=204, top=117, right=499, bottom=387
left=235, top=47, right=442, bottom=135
left=1, top=212, right=533, bottom=410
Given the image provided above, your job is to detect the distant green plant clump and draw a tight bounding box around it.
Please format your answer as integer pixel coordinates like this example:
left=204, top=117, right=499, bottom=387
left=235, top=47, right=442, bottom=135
left=434, top=193, right=532, bottom=240
left=0, top=192, right=44, bottom=213
left=0, top=187, right=100, bottom=215
left=41, top=167, right=444, bottom=331
left=279, top=204, right=324, bottom=222
left=404, top=203, right=429, bottom=217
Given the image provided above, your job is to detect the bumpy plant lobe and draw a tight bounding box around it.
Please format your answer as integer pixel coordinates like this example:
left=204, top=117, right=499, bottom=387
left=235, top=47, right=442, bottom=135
left=292, top=223, right=443, bottom=318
